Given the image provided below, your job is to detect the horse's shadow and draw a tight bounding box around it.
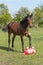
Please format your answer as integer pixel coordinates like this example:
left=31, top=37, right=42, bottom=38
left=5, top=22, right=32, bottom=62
left=0, top=46, right=22, bottom=53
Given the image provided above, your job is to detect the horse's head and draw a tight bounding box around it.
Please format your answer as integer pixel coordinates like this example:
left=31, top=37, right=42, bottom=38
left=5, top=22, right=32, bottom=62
left=20, top=14, right=33, bottom=28
left=27, top=14, right=33, bottom=28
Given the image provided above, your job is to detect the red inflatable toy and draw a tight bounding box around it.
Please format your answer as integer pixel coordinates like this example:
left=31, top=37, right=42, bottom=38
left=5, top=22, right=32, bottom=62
left=23, top=47, right=36, bottom=55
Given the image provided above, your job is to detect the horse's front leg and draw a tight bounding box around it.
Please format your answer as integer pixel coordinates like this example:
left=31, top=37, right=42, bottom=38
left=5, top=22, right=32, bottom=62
left=26, top=33, right=32, bottom=48
left=20, top=36, right=24, bottom=52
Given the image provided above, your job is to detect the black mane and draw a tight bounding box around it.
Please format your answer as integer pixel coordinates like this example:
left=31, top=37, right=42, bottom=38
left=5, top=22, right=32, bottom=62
left=20, top=15, right=29, bottom=28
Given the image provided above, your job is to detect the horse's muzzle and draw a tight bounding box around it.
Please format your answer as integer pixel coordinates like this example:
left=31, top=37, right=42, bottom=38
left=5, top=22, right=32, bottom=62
left=29, top=25, right=32, bottom=28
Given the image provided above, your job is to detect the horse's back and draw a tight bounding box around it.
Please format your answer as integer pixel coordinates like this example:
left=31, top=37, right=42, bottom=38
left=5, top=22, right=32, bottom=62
left=10, top=22, right=19, bottom=29
left=8, top=22, right=20, bottom=34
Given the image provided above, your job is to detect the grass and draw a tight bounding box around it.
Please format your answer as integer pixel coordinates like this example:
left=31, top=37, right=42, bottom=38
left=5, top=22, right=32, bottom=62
left=0, top=28, right=43, bottom=65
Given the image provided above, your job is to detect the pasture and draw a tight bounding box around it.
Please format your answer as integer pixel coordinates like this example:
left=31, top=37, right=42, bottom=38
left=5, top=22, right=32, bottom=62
left=0, top=28, right=43, bottom=65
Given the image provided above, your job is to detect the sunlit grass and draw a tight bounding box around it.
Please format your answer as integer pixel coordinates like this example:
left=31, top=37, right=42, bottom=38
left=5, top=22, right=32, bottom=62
left=0, top=28, right=43, bottom=65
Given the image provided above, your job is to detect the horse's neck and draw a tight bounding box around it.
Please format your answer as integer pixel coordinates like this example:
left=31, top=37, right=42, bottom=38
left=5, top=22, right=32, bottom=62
left=20, top=22, right=29, bottom=29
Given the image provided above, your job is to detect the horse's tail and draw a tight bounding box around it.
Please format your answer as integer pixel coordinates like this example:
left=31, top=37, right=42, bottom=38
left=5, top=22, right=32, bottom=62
left=2, top=24, right=10, bottom=32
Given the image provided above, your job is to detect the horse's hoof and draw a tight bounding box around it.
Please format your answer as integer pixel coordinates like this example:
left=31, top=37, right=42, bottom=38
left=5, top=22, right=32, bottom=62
left=7, top=48, right=10, bottom=51
left=12, top=45, right=14, bottom=48
left=22, top=51, right=24, bottom=53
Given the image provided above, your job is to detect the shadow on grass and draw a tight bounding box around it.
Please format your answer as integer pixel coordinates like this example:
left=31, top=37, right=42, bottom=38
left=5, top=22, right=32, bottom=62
left=0, top=46, right=22, bottom=53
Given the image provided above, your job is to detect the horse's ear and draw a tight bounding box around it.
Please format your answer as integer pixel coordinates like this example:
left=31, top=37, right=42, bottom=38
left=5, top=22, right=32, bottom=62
left=30, top=13, right=33, bottom=18
left=27, top=14, right=29, bottom=17
left=26, top=14, right=29, bottom=18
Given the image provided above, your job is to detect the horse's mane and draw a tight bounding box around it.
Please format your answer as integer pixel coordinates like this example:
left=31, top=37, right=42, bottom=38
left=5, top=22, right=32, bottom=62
left=20, top=15, right=29, bottom=28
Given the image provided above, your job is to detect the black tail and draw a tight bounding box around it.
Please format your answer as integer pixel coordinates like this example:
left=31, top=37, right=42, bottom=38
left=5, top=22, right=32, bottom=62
left=2, top=24, right=9, bottom=32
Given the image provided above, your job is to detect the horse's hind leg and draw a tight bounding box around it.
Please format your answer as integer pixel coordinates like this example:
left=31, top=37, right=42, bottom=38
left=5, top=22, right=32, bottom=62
left=12, top=35, right=16, bottom=48
left=20, top=36, right=24, bottom=52
left=8, top=32, right=11, bottom=50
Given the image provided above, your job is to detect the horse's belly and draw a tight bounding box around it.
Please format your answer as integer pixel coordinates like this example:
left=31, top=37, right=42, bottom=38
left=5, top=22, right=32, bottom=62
left=13, top=29, right=24, bottom=35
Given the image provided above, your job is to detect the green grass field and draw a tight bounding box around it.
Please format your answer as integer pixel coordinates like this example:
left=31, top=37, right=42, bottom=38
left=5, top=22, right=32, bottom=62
left=0, top=28, right=43, bottom=65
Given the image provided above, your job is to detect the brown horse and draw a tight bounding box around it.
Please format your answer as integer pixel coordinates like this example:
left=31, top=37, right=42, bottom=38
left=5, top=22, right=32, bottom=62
left=2, top=14, right=33, bottom=52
